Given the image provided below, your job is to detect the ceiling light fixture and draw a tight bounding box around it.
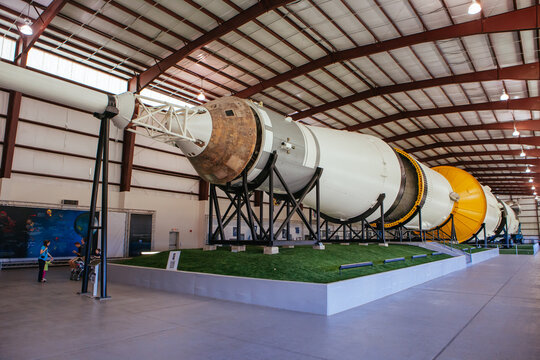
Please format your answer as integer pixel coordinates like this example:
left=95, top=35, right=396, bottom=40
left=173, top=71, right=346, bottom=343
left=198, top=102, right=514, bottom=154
left=529, top=178, right=533, bottom=183
left=520, top=147, right=526, bottom=157
left=532, top=186, right=536, bottom=190
left=468, top=0, right=482, bottom=15
left=534, top=191, right=537, bottom=196
left=500, top=89, right=509, bottom=101
left=19, top=18, right=33, bottom=36
left=513, top=127, right=520, bottom=137
left=197, top=78, right=206, bottom=101
left=526, top=166, right=531, bottom=173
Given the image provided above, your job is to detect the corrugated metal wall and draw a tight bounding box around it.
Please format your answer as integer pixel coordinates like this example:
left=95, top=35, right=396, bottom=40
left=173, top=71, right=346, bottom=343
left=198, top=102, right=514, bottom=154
left=498, top=195, right=539, bottom=240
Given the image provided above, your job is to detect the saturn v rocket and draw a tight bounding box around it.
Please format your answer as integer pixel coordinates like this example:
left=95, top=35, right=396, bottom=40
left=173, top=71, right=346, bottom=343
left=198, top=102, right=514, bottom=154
left=0, top=61, right=520, bottom=242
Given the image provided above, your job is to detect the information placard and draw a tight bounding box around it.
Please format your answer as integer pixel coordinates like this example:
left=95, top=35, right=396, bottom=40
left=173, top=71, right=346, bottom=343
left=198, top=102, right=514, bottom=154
left=166, top=251, right=181, bottom=271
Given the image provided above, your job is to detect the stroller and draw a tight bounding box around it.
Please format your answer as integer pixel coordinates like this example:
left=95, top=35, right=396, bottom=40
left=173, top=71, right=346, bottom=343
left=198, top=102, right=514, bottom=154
left=70, top=256, right=99, bottom=281
left=70, top=257, right=85, bottom=281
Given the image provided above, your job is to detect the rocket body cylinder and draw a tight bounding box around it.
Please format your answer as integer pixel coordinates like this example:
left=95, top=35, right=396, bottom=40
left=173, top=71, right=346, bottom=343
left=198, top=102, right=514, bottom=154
left=404, top=163, right=455, bottom=231
left=181, top=98, right=455, bottom=225
left=483, top=186, right=503, bottom=237
left=503, top=202, right=520, bottom=234
left=0, top=61, right=135, bottom=129
left=232, top=102, right=403, bottom=223
left=0, top=62, right=521, bottom=240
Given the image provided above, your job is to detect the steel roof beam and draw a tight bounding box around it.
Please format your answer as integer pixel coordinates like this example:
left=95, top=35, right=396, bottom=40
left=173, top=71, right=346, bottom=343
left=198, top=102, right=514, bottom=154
left=347, top=96, right=540, bottom=132
left=490, top=187, right=536, bottom=190
left=130, top=0, right=293, bottom=91
left=464, top=166, right=536, bottom=172
left=291, top=62, right=540, bottom=121
left=422, top=148, right=540, bottom=162
left=456, top=159, right=540, bottom=167
left=477, top=179, right=540, bottom=183
left=474, top=173, right=540, bottom=178
left=387, top=119, right=540, bottom=143
left=407, top=136, right=540, bottom=154
left=235, top=5, right=540, bottom=99
left=485, top=186, right=537, bottom=190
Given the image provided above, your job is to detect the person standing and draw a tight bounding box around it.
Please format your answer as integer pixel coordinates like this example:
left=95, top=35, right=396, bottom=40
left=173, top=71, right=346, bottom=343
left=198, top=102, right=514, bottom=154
left=38, top=240, right=53, bottom=282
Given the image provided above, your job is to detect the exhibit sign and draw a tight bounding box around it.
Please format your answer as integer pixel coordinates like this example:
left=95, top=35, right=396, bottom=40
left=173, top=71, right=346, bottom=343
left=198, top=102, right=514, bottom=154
left=92, top=264, right=100, bottom=297
left=166, top=251, right=181, bottom=271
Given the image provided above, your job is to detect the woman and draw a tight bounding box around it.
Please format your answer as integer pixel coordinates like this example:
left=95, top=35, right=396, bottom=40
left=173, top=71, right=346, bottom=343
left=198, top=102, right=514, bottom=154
left=38, top=240, right=53, bottom=282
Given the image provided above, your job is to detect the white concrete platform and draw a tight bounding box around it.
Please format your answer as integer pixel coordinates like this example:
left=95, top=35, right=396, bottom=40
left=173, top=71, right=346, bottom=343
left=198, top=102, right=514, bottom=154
left=469, top=248, right=499, bottom=264
left=109, top=253, right=482, bottom=315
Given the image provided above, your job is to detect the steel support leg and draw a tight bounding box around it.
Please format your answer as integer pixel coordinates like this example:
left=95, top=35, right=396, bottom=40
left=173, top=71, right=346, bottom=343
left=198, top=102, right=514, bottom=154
left=81, top=101, right=117, bottom=299
left=380, top=198, right=385, bottom=244
left=207, top=185, right=214, bottom=244
left=418, top=208, right=423, bottom=243
left=236, top=193, right=241, bottom=242
left=286, top=201, right=290, bottom=241
left=325, top=219, right=329, bottom=241
left=100, top=114, right=109, bottom=299
left=80, top=118, right=105, bottom=294
left=269, top=165, right=274, bottom=245
left=483, top=224, right=487, bottom=248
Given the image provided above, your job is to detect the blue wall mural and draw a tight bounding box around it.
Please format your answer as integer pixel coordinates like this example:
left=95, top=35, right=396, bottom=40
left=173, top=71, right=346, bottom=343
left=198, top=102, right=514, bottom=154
left=0, top=206, right=88, bottom=259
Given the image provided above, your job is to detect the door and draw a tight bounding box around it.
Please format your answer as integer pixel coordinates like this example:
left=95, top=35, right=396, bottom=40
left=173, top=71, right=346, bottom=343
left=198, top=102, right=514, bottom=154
left=169, top=231, right=179, bottom=250
left=128, top=214, right=152, bottom=256
left=107, top=212, right=126, bottom=257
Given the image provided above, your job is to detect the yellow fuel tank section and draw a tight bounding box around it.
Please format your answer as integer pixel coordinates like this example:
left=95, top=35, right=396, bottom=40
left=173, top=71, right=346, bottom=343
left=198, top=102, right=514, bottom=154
left=433, top=166, right=487, bottom=243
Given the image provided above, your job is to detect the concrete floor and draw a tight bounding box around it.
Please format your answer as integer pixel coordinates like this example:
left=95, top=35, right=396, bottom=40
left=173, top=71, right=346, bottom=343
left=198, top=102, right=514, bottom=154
left=1, top=255, right=539, bottom=360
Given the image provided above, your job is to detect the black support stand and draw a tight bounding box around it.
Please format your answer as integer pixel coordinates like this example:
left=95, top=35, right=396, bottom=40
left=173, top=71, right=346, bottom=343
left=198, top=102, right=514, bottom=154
left=326, top=205, right=459, bottom=245
left=80, top=98, right=118, bottom=299
left=207, top=152, right=323, bottom=246
left=504, top=223, right=510, bottom=248
left=421, top=213, right=457, bottom=246
left=322, top=194, right=387, bottom=244
left=469, top=223, right=487, bottom=248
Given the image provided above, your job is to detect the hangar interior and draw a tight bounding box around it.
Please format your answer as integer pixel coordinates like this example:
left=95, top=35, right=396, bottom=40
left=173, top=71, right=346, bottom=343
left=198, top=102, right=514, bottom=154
left=1, top=0, right=540, bottom=359
left=1, top=0, right=540, bottom=254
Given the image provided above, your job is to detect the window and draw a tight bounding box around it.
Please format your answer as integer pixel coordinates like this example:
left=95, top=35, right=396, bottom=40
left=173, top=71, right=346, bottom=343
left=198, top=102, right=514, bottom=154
left=1, top=39, right=194, bottom=108
left=140, top=88, right=193, bottom=108
left=0, top=37, right=15, bottom=61
left=26, top=48, right=127, bottom=94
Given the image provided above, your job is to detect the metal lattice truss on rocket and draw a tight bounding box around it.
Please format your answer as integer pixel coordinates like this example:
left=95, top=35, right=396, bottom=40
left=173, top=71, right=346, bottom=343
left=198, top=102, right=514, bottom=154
left=129, top=95, right=203, bottom=147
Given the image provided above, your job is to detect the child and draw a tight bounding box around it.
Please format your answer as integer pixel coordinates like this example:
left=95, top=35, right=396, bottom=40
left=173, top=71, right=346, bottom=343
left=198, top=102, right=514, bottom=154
left=38, top=240, right=53, bottom=282
left=43, top=259, right=52, bottom=279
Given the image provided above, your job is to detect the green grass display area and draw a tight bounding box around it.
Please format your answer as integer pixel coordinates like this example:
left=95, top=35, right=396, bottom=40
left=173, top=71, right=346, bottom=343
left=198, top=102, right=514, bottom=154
left=497, top=244, right=535, bottom=255
left=448, top=243, right=488, bottom=253
left=118, top=244, right=451, bottom=283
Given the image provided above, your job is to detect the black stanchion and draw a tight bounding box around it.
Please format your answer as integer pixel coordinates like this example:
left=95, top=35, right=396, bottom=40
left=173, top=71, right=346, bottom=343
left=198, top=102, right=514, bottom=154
left=80, top=98, right=117, bottom=299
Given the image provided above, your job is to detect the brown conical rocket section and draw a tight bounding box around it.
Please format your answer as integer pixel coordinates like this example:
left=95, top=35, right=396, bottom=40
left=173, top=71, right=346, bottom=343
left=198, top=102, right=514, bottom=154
left=188, top=97, right=258, bottom=184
